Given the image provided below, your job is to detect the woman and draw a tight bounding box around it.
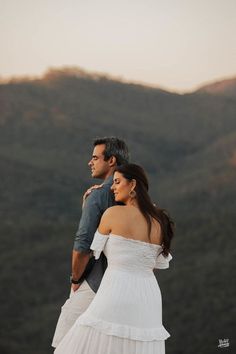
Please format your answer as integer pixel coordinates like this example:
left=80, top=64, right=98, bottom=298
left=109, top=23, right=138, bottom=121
left=55, top=163, right=174, bottom=354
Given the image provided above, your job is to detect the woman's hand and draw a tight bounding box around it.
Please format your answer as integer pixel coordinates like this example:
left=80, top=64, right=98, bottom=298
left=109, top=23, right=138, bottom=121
left=82, top=183, right=104, bottom=208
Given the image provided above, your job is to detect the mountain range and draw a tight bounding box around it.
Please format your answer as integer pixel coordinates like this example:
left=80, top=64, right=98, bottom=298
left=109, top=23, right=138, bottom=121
left=0, top=68, right=235, bottom=354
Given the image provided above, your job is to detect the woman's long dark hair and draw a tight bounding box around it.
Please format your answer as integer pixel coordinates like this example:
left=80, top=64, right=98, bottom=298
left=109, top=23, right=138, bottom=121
left=114, top=164, right=174, bottom=256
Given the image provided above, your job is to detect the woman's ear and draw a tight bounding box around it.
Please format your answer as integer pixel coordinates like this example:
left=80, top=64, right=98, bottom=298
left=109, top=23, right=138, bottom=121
left=131, top=179, right=137, bottom=190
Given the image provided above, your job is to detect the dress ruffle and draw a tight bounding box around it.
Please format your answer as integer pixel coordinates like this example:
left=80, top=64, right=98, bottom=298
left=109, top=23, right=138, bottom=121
left=155, top=252, right=172, bottom=269
left=77, top=314, right=170, bottom=341
left=90, top=231, right=109, bottom=259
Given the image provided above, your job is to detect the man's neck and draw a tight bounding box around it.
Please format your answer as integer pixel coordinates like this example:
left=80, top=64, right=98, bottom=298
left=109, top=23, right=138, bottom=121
left=103, top=168, right=115, bottom=181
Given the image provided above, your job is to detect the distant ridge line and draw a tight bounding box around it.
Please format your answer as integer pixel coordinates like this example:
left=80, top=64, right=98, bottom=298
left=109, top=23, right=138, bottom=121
left=1, top=66, right=236, bottom=96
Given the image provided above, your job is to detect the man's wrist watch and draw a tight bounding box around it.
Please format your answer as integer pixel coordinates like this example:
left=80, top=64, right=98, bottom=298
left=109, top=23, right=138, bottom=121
left=70, top=275, right=81, bottom=284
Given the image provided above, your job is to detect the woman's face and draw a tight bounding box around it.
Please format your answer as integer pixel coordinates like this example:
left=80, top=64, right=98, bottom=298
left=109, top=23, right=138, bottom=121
left=111, top=171, right=133, bottom=203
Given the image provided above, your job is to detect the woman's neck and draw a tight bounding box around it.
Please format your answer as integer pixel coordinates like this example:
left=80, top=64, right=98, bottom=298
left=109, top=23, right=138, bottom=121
left=125, top=199, right=139, bottom=208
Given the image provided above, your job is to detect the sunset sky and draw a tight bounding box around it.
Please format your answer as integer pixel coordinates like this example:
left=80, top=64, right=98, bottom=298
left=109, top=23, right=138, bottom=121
left=0, top=0, right=236, bottom=92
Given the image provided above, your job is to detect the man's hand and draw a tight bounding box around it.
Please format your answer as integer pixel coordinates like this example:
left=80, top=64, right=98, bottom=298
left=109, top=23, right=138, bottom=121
left=71, top=283, right=81, bottom=292
left=82, top=183, right=104, bottom=208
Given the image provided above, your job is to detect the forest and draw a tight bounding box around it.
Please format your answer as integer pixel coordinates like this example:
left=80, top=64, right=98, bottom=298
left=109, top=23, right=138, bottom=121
left=0, top=68, right=235, bottom=354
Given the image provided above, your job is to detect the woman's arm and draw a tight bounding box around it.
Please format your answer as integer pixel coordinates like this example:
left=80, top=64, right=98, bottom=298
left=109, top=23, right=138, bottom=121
left=98, top=207, right=114, bottom=235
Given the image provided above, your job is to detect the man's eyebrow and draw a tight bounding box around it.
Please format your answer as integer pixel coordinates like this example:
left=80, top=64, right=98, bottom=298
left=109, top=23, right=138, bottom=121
left=93, top=154, right=104, bottom=158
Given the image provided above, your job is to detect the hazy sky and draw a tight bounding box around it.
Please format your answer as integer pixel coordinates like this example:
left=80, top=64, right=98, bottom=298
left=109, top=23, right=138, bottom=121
left=0, top=0, right=236, bottom=92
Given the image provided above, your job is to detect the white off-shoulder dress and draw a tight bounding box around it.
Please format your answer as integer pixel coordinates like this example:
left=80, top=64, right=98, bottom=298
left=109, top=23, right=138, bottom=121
left=54, top=230, right=172, bottom=354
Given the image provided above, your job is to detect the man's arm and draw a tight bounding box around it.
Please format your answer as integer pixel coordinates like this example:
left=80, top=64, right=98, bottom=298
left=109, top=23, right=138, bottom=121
left=71, top=250, right=91, bottom=291
left=71, top=190, right=102, bottom=291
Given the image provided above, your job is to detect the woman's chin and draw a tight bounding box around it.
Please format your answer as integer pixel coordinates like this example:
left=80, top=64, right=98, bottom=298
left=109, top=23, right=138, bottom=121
left=114, top=195, right=122, bottom=203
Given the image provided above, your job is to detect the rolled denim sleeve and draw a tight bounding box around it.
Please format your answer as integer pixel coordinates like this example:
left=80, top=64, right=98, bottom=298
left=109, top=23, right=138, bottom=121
left=73, top=190, right=103, bottom=252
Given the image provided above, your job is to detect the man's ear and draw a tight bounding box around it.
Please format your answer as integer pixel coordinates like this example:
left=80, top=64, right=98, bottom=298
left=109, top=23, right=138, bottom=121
left=108, top=156, right=117, bottom=167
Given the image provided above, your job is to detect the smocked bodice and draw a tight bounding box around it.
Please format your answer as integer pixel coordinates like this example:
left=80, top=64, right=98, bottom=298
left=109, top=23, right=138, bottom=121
left=91, top=230, right=172, bottom=274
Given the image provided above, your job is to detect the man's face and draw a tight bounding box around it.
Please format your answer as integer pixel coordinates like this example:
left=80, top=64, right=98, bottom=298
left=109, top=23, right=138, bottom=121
left=88, top=144, right=112, bottom=179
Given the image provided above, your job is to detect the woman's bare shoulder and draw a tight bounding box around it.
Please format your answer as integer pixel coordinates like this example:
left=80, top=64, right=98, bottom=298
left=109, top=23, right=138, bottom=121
left=104, top=205, right=125, bottom=216
left=99, top=206, right=125, bottom=233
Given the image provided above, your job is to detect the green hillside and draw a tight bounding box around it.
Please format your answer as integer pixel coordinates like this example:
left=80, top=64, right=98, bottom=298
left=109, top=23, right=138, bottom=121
left=0, top=68, right=235, bottom=354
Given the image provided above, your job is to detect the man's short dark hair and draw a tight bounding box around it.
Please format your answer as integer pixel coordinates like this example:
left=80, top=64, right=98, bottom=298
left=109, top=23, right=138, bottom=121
left=94, top=137, right=129, bottom=166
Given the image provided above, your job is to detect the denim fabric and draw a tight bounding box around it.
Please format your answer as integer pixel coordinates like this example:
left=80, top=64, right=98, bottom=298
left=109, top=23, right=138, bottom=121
left=73, top=176, right=115, bottom=292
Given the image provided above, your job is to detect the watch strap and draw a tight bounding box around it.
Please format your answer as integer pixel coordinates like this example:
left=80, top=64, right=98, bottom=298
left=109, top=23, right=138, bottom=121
left=70, top=276, right=81, bottom=284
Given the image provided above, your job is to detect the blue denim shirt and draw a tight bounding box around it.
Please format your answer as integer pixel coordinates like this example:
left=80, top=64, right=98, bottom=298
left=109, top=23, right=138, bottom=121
left=73, top=175, right=115, bottom=292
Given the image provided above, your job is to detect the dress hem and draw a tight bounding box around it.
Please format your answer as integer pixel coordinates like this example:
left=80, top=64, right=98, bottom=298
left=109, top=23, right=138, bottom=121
left=77, top=314, right=170, bottom=341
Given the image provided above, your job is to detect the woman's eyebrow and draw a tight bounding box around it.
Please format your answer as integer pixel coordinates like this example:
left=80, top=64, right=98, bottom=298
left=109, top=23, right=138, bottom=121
left=113, top=178, right=120, bottom=182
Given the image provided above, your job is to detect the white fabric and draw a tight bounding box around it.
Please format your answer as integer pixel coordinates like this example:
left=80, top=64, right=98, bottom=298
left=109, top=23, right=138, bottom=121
left=54, top=231, right=172, bottom=354
left=52, top=280, right=95, bottom=348
left=54, top=325, right=165, bottom=354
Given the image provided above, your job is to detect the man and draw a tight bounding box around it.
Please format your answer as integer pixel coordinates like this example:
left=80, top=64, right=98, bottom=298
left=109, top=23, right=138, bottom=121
left=52, top=137, right=129, bottom=348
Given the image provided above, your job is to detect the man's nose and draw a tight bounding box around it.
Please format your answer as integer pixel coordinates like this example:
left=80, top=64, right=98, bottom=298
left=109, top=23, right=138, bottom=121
left=88, top=160, right=92, bottom=166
